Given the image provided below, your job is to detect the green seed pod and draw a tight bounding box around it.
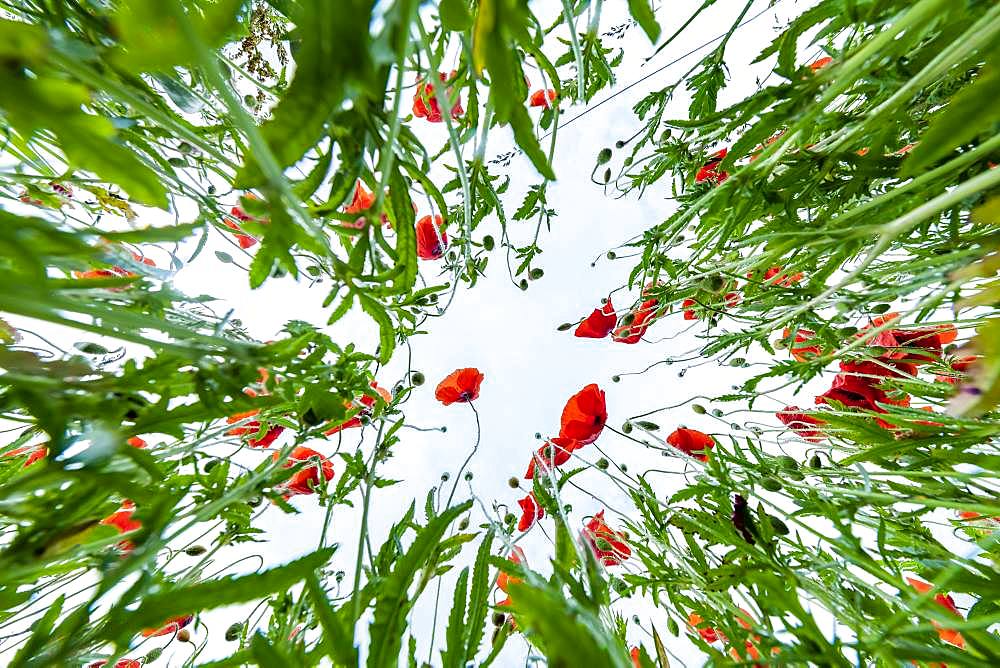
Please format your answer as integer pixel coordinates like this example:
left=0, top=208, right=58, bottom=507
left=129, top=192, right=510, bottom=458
left=622, top=422, right=632, bottom=433
left=761, top=477, right=783, bottom=492
left=557, top=322, right=573, bottom=331
left=619, top=463, right=628, bottom=472
left=597, top=148, right=612, bottom=164
left=410, top=371, right=425, bottom=386
left=529, top=268, right=544, bottom=280
left=729, top=357, right=746, bottom=367
left=508, top=477, right=520, bottom=488
left=458, top=517, right=469, bottom=530
left=612, top=375, right=621, bottom=382
left=503, top=512, right=516, bottom=525
left=769, top=516, right=790, bottom=535
left=623, top=157, right=633, bottom=166
left=602, top=168, right=611, bottom=183
left=184, top=545, right=207, bottom=556
left=225, top=623, right=243, bottom=642
left=711, top=409, right=724, bottom=417
left=596, top=458, right=609, bottom=470
left=519, top=279, right=528, bottom=291
left=145, top=647, right=165, bottom=662
left=636, top=420, right=659, bottom=431
left=615, top=140, right=625, bottom=149
left=204, top=459, right=219, bottom=472
left=464, top=471, right=473, bottom=481
left=692, top=404, right=706, bottom=414
left=810, top=454, right=822, bottom=468
left=483, top=234, right=495, bottom=250
left=607, top=251, right=617, bottom=260
left=777, top=455, right=798, bottom=470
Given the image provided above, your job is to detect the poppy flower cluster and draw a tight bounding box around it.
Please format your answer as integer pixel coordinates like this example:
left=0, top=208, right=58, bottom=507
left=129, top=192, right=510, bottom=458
left=412, top=71, right=464, bottom=123
left=226, top=194, right=266, bottom=249
left=777, top=314, right=961, bottom=439
left=906, top=577, right=966, bottom=649
left=515, top=384, right=607, bottom=532
left=582, top=510, right=631, bottom=566
left=226, top=373, right=285, bottom=448
left=680, top=291, right=740, bottom=322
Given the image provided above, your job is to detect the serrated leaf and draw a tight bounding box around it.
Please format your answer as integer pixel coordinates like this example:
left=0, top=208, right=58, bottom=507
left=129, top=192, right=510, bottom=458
left=627, top=0, right=661, bottom=43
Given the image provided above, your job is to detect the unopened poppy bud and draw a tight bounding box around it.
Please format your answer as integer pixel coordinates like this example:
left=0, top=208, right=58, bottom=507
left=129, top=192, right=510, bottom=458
left=225, top=623, right=243, bottom=641
left=810, top=454, right=822, bottom=468
left=529, top=268, right=543, bottom=280
left=769, top=515, right=790, bottom=535
left=184, top=545, right=207, bottom=556
left=602, top=168, right=611, bottom=183
left=729, top=358, right=746, bottom=367
left=702, top=274, right=725, bottom=292
left=607, top=251, right=616, bottom=260
left=620, top=463, right=628, bottom=472
left=177, top=629, right=191, bottom=642
left=534, top=432, right=541, bottom=439
left=335, top=570, right=345, bottom=581
left=519, top=279, right=528, bottom=290
left=711, top=409, right=724, bottom=417
left=636, top=420, right=659, bottom=431
left=492, top=612, right=506, bottom=626
left=557, top=322, right=573, bottom=331
left=621, top=422, right=632, bottom=433
left=692, top=403, right=706, bottom=414
left=483, top=235, right=495, bottom=250
left=615, top=140, right=625, bottom=149
left=458, top=517, right=469, bottom=530
left=632, top=614, right=640, bottom=624
left=507, top=477, right=520, bottom=488
left=623, top=157, right=633, bottom=166
left=777, top=455, right=798, bottom=470
left=441, top=473, right=450, bottom=481
left=243, top=94, right=256, bottom=106
left=146, top=648, right=164, bottom=662
left=597, top=148, right=612, bottom=164
left=773, top=338, right=787, bottom=349
left=411, top=371, right=425, bottom=386
left=761, top=477, right=782, bottom=492
left=596, top=458, right=609, bottom=470
left=503, top=512, right=516, bottom=525
left=464, top=471, right=473, bottom=481
left=612, top=375, right=621, bottom=383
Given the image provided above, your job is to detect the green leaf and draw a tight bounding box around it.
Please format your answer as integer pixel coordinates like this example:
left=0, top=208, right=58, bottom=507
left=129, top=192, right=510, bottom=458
left=463, top=529, right=494, bottom=661
left=9, top=594, right=63, bottom=668
left=367, top=500, right=472, bottom=668
left=306, top=573, right=358, bottom=666
left=440, top=0, right=473, bottom=31
left=441, top=567, right=469, bottom=668
left=294, top=149, right=334, bottom=201
left=103, top=547, right=335, bottom=642
left=250, top=632, right=293, bottom=667
left=509, top=104, right=556, bottom=180
left=357, top=292, right=395, bottom=364
left=237, top=0, right=375, bottom=185
left=627, top=0, right=661, bottom=42
left=904, top=57, right=1000, bottom=174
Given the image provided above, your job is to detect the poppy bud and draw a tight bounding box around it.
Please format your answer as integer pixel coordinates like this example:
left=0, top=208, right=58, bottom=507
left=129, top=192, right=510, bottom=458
left=302, top=407, right=319, bottom=426
left=636, top=421, right=659, bottom=431
left=483, top=235, right=495, bottom=250
left=692, top=404, right=706, bottom=414
left=711, top=409, right=724, bottom=417
left=597, top=148, right=612, bottom=164
left=839, top=326, right=858, bottom=337
left=632, top=614, right=640, bottom=624
left=208, top=184, right=217, bottom=194
left=441, top=473, right=450, bottom=481
left=729, top=358, right=746, bottom=367
left=492, top=612, right=506, bottom=626
left=243, top=94, right=256, bottom=106
left=623, top=157, right=633, bottom=167
left=458, top=517, right=469, bottom=530
left=602, top=168, right=611, bottom=183
left=563, top=504, right=572, bottom=513
left=761, top=477, right=782, bottom=492
left=464, top=471, right=473, bottom=481
left=615, top=140, right=625, bottom=149
left=777, top=455, right=798, bottom=470
left=519, top=279, right=528, bottom=290
left=503, top=512, right=516, bottom=525
left=204, top=459, right=219, bottom=472
left=411, top=371, right=425, bottom=386
left=622, top=422, right=632, bottom=433
left=596, top=458, right=609, bottom=470
left=177, top=629, right=191, bottom=642
left=702, top=275, right=725, bottom=292
left=534, top=432, right=541, bottom=439
left=225, top=623, right=243, bottom=642
left=529, top=268, right=544, bottom=280
left=168, top=157, right=186, bottom=167
left=184, top=545, right=207, bottom=556
left=557, top=322, right=573, bottom=331
left=145, top=648, right=164, bottom=662
left=769, top=516, right=790, bottom=535
left=607, top=251, right=616, bottom=260
left=809, top=454, right=822, bottom=468
left=507, top=477, right=519, bottom=488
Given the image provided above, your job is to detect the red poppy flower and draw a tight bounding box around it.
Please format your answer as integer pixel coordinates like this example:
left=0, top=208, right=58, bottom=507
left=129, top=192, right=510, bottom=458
left=724, top=291, right=741, bottom=308
left=688, top=613, right=724, bottom=644
left=529, top=89, right=557, bottom=108
left=749, top=132, right=784, bottom=162
left=666, top=428, right=715, bottom=461
left=630, top=647, right=641, bottom=668
left=88, top=660, right=142, bottom=668
left=435, top=368, right=484, bottom=405
left=324, top=383, right=393, bottom=435
left=613, top=297, right=658, bottom=343
left=524, top=436, right=579, bottom=479
left=416, top=214, right=448, bottom=260
left=859, top=314, right=957, bottom=364
left=906, top=577, right=965, bottom=648
left=783, top=327, right=822, bottom=362
left=127, top=436, right=147, bottom=449
left=496, top=545, right=525, bottom=608
left=583, top=510, right=630, bottom=566
left=575, top=297, right=617, bottom=338
left=4, top=444, right=48, bottom=468
left=758, top=266, right=803, bottom=287
left=681, top=298, right=698, bottom=320
left=227, top=194, right=266, bottom=248
left=412, top=71, right=464, bottom=123
left=936, top=355, right=977, bottom=385
left=809, top=56, right=833, bottom=71
left=141, top=614, right=194, bottom=638
left=776, top=407, right=825, bottom=442
left=274, top=446, right=335, bottom=497
left=695, top=148, right=728, bottom=184
left=517, top=492, right=544, bottom=531
left=840, top=358, right=917, bottom=380
left=559, top=384, right=607, bottom=445
left=226, top=410, right=285, bottom=448
left=100, top=499, right=142, bottom=552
